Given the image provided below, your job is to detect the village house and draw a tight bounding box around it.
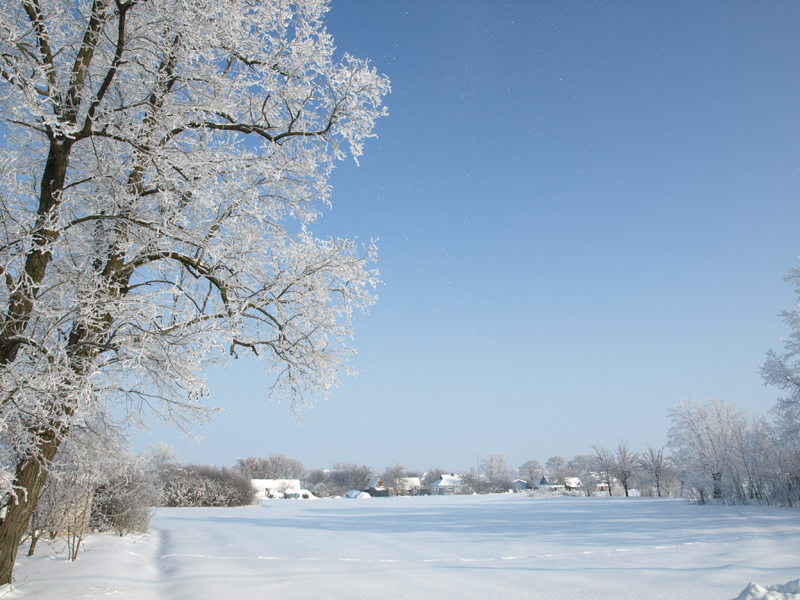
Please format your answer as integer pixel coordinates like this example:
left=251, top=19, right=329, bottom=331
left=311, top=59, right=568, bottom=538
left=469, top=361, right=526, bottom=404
left=511, top=479, right=527, bottom=491
left=311, top=483, right=330, bottom=498
left=431, top=474, right=463, bottom=495
left=394, top=477, right=422, bottom=496
left=366, top=476, right=389, bottom=497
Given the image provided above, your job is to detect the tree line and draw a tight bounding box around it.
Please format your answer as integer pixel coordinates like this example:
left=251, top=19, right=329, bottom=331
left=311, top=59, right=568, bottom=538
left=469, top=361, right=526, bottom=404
left=228, top=447, right=672, bottom=498
left=231, top=387, right=800, bottom=505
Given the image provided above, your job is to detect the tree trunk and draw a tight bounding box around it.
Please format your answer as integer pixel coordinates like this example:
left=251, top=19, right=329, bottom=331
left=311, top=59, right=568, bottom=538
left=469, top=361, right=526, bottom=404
left=712, top=471, right=722, bottom=499
left=0, top=137, right=71, bottom=585
left=0, top=435, right=61, bottom=585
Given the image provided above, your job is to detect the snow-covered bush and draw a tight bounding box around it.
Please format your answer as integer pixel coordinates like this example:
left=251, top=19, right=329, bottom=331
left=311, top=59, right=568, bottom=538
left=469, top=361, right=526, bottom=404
left=161, top=465, right=255, bottom=507
left=25, top=431, right=156, bottom=558
left=26, top=451, right=94, bottom=560
left=90, top=471, right=160, bottom=537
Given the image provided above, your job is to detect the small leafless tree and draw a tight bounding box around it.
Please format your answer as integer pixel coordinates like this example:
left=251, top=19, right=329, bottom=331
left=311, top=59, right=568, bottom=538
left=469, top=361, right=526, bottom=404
left=613, top=441, right=640, bottom=497
left=480, top=454, right=511, bottom=493
left=382, top=464, right=407, bottom=495
left=545, top=456, right=570, bottom=485
left=639, top=445, right=672, bottom=497
left=592, top=445, right=616, bottom=496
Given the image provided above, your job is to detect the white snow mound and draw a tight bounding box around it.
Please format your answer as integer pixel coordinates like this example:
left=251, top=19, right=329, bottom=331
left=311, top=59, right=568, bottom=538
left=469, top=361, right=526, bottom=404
left=732, top=579, right=800, bottom=600
left=344, top=490, right=370, bottom=499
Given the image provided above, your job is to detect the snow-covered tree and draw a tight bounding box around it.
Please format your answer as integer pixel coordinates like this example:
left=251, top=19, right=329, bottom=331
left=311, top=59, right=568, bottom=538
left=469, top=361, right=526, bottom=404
left=668, top=399, right=759, bottom=504
left=517, top=459, right=543, bottom=487
left=638, top=445, right=674, bottom=498
left=761, top=264, right=800, bottom=504
left=0, top=0, right=388, bottom=582
left=235, top=456, right=272, bottom=479
left=761, top=265, right=800, bottom=427
left=326, top=462, right=372, bottom=494
left=765, top=407, right=800, bottom=504
left=236, top=454, right=305, bottom=479
left=267, top=455, right=307, bottom=480
left=479, top=453, right=510, bottom=492
left=612, top=441, right=640, bottom=497
left=458, top=469, right=478, bottom=494
left=544, top=455, right=569, bottom=485
left=592, top=445, right=616, bottom=496
left=381, top=463, right=406, bottom=494
left=667, top=397, right=800, bottom=505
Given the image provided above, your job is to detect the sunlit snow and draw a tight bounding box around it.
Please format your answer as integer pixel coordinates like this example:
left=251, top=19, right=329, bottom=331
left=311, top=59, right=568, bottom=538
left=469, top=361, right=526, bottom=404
left=5, top=495, right=800, bottom=599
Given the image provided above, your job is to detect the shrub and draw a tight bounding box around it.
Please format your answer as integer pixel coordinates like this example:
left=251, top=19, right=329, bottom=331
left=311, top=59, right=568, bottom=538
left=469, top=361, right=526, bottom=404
left=91, top=471, right=160, bottom=536
left=161, top=464, right=255, bottom=507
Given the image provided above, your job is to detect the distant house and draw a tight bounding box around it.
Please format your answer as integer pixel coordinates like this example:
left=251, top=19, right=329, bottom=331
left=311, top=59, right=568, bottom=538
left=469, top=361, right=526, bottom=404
left=311, top=483, right=330, bottom=498
left=564, top=477, right=582, bottom=491
left=431, top=474, right=463, bottom=495
left=590, top=472, right=616, bottom=495
left=511, top=479, right=527, bottom=491
left=366, top=476, right=389, bottom=497
left=595, top=480, right=612, bottom=494
left=395, top=477, right=422, bottom=496
left=536, top=476, right=564, bottom=492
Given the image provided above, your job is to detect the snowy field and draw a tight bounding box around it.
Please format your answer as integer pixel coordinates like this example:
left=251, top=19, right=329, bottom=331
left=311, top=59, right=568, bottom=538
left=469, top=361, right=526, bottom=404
left=4, top=495, right=800, bottom=600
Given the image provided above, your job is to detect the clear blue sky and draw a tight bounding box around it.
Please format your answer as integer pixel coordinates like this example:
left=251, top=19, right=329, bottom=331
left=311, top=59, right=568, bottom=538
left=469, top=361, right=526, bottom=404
left=132, top=0, right=800, bottom=475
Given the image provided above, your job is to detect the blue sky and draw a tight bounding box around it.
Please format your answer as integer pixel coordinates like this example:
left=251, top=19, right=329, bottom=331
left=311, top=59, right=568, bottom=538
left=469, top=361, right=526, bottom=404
left=132, top=1, right=800, bottom=475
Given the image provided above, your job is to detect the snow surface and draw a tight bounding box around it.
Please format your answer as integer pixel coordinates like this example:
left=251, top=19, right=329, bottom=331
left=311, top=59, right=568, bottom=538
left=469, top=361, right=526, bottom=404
left=4, top=495, right=800, bottom=599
